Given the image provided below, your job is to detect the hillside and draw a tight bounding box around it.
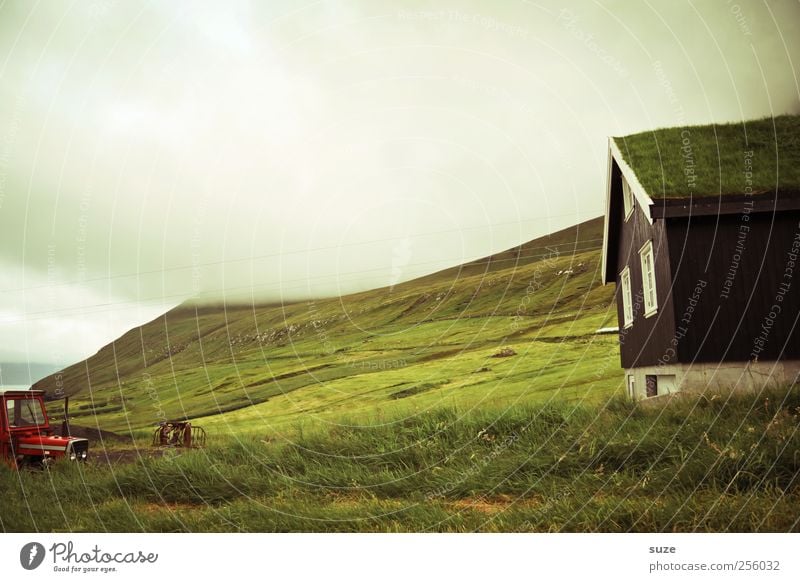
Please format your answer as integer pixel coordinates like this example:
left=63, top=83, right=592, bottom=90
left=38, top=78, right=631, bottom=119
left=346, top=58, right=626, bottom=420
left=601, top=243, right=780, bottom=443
left=34, top=216, right=620, bottom=437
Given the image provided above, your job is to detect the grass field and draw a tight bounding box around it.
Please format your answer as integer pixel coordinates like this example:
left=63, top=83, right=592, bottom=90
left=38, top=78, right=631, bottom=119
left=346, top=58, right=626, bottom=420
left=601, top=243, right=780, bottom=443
left=3, top=384, right=799, bottom=532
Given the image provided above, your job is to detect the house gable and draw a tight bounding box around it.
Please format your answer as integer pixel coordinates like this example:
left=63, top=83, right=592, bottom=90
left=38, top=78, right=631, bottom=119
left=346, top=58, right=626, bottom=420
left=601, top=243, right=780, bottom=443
left=601, top=138, right=655, bottom=284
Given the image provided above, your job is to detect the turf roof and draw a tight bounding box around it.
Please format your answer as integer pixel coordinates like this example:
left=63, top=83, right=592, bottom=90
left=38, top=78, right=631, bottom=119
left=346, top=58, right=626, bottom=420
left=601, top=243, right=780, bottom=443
left=613, top=114, right=800, bottom=199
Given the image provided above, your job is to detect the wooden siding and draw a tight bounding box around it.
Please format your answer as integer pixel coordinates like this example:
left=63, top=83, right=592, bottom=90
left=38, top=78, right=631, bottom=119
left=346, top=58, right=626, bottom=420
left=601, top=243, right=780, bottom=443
left=666, top=210, right=800, bottom=363
left=613, top=165, right=677, bottom=369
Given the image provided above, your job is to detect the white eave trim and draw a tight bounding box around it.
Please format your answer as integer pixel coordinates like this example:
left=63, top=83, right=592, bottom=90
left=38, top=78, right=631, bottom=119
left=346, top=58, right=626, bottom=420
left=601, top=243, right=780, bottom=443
left=609, top=138, right=654, bottom=224
left=601, top=137, right=656, bottom=285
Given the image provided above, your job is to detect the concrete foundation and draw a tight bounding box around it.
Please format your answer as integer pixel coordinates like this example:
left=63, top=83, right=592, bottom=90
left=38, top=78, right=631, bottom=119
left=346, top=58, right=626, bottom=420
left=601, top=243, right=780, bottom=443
left=624, top=360, right=800, bottom=401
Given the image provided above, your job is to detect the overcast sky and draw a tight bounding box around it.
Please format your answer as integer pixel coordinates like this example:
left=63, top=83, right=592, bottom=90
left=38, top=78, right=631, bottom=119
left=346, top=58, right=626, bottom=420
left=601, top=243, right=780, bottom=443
left=1, top=0, right=799, bottom=371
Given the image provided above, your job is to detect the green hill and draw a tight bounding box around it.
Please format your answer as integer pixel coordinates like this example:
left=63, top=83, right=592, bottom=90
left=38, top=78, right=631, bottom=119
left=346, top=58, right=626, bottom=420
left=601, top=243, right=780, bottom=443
left=34, top=216, right=620, bottom=437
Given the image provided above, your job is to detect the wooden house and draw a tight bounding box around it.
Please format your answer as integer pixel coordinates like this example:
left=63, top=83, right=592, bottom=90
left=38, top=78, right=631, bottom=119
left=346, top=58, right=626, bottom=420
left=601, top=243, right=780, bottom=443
left=602, top=115, right=800, bottom=399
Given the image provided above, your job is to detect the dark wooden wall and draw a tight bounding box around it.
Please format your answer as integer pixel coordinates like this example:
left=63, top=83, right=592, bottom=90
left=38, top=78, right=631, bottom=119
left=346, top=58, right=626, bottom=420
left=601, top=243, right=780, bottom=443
left=613, top=166, right=677, bottom=369
left=667, top=210, right=800, bottom=363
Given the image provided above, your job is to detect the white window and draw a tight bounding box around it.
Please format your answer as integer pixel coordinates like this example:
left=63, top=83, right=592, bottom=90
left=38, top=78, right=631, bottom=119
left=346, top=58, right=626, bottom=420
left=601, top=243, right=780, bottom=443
left=622, top=176, right=634, bottom=220
left=620, top=266, right=633, bottom=328
left=639, top=240, right=658, bottom=317
left=627, top=374, right=636, bottom=400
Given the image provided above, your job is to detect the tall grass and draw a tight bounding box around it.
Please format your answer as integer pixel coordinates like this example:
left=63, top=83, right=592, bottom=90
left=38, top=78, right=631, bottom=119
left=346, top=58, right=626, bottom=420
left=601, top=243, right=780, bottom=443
left=2, top=384, right=798, bottom=532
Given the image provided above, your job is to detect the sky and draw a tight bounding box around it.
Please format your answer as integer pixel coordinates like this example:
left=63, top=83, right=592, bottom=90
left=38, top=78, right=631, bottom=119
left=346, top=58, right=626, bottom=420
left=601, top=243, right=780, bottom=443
left=0, top=0, right=799, bottom=372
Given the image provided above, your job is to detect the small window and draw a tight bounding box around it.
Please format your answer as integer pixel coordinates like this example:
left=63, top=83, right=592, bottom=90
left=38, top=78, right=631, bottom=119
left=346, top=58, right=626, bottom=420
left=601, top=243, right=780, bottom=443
left=622, top=177, right=634, bottom=220
left=620, top=266, right=633, bottom=328
left=639, top=240, right=658, bottom=317
left=5, top=398, right=47, bottom=427
left=627, top=375, right=636, bottom=400
left=646, top=375, right=658, bottom=398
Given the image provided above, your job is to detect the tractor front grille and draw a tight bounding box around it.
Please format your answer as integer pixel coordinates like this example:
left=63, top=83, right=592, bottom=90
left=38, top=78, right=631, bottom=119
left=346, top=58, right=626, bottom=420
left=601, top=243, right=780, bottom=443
left=66, top=438, right=89, bottom=460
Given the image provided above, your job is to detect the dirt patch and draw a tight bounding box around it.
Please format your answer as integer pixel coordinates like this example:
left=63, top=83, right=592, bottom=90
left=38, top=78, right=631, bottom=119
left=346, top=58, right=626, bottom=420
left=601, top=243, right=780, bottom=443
left=245, top=363, right=331, bottom=387
left=491, top=347, right=517, bottom=358
left=140, top=501, right=204, bottom=513
left=448, top=495, right=539, bottom=514
left=450, top=499, right=506, bottom=514
left=389, top=381, right=446, bottom=400
left=417, top=349, right=464, bottom=363
left=65, top=424, right=133, bottom=444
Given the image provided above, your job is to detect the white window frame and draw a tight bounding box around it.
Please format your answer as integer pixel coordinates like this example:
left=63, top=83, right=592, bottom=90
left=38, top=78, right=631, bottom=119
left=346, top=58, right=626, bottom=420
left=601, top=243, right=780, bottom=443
left=620, top=266, right=633, bottom=328
left=639, top=240, right=658, bottom=317
left=627, top=374, right=636, bottom=400
left=622, top=176, right=634, bottom=221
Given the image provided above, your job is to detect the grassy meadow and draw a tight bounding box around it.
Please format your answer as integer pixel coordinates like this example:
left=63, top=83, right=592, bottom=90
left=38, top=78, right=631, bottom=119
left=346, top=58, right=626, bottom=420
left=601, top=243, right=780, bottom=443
left=3, top=384, right=799, bottom=532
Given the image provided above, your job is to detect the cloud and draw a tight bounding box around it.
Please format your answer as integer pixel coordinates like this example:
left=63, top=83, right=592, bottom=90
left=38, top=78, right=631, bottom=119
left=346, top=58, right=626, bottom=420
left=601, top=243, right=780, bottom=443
left=0, top=0, right=798, bottom=365
left=0, top=259, right=176, bottom=364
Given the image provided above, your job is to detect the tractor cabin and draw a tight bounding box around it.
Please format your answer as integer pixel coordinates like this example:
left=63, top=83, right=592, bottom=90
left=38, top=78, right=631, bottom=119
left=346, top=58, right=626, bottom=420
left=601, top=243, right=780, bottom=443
left=0, top=389, right=89, bottom=468
left=601, top=115, right=800, bottom=400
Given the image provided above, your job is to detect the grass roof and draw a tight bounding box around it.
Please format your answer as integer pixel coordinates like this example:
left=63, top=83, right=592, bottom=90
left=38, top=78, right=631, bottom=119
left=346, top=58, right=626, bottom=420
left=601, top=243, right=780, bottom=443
left=613, top=114, right=800, bottom=199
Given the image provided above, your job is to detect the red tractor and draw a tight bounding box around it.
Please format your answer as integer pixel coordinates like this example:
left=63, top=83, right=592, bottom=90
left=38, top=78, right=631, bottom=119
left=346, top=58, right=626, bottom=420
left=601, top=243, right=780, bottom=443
left=0, top=389, right=89, bottom=469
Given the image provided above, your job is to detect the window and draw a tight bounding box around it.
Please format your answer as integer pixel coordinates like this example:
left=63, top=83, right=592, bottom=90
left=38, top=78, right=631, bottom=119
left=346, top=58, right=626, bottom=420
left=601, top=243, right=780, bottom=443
left=5, top=398, right=47, bottom=427
left=639, top=240, right=658, bottom=317
left=620, top=266, right=633, bottom=328
left=627, top=375, right=636, bottom=400
left=622, top=176, right=634, bottom=220
left=646, top=375, right=658, bottom=398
